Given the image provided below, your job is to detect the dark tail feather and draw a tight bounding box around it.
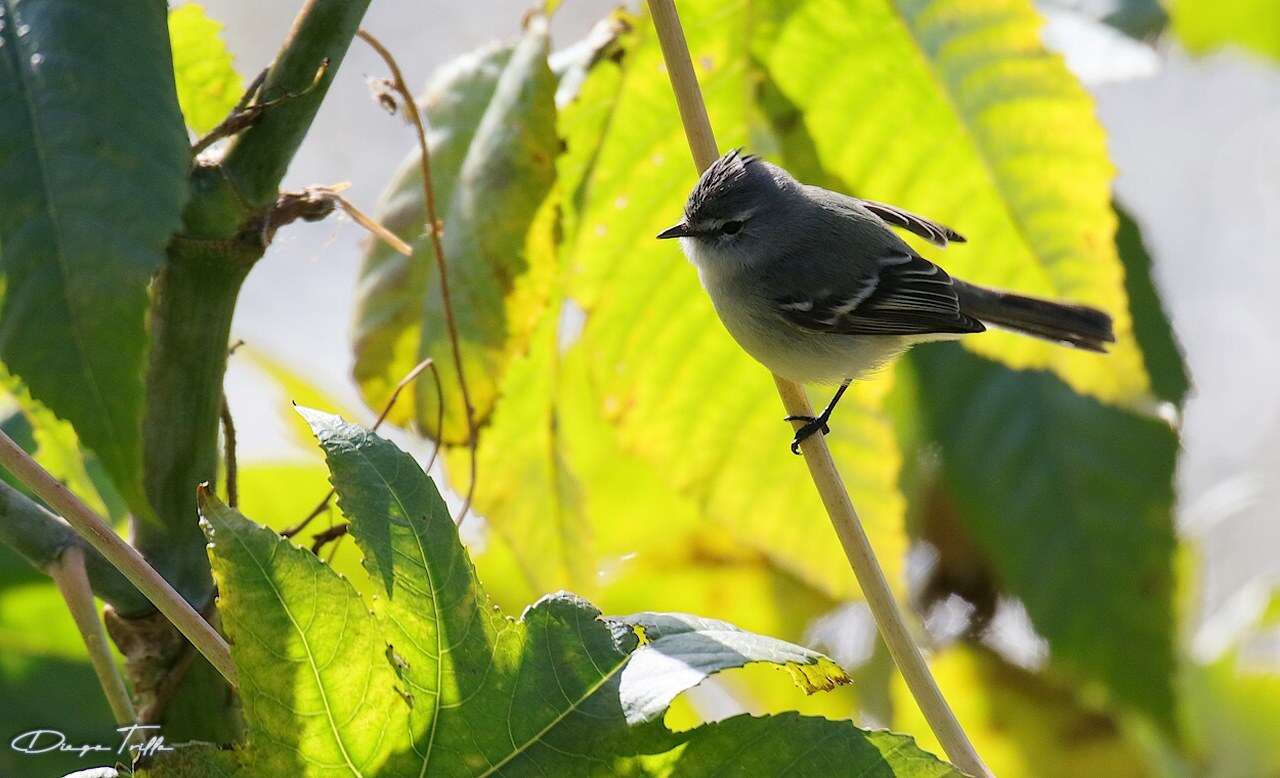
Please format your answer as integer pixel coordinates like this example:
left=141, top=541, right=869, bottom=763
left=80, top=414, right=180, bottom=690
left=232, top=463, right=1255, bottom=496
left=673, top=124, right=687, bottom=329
left=953, top=280, right=1115, bottom=353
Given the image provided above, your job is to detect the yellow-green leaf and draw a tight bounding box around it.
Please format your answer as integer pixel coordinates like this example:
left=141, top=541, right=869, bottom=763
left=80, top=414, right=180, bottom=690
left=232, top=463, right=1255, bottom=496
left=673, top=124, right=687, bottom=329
left=198, top=491, right=405, bottom=775
left=1169, top=0, right=1280, bottom=61
left=557, top=0, right=907, bottom=600
left=352, top=24, right=559, bottom=443
left=168, top=4, right=244, bottom=134
left=300, top=409, right=889, bottom=775
left=765, top=0, right=1150, bottom=404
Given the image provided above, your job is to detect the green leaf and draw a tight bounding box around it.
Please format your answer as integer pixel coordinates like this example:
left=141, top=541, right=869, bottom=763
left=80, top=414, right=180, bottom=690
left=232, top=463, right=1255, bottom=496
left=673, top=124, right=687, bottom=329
left=198, top=490, right=405, bottom=776
left=614, top=612, right=850, bottom=725
left=138, top=743, right=241, bottom=777
left=1169, top=0, right=1280, bottom=61
left=1114, top=205, right=1189, bottom=406
left=0, top=367, right=120, bottom=519
left=0, top=582, right=116, bottom=777
left=168, top=3, right=244, bottom=134
left=352, top=22, right=559, bottom=443
left=0, top=0, right=189, bottom=516
left=297, top=409, right=942, bottom=776
left=763, top=0, right=1149, bottom=405
left=665, top=713, right=963, bottom=777
left=302, top=406, right=649, bottom=773
left=908, top=342, right=1178, bottom=730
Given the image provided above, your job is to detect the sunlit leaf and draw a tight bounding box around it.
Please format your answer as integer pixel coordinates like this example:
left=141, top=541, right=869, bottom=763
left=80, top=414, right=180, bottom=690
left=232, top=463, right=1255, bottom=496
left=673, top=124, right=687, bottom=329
left=353, top=41, right=510, bottom=436
left=553, top=0, right=907, bottom=602
left=764, top=0, right=1150, bottom=405
left=352, top=23, right=559, bottom=443
left=615, top=611, right=851, bottom=724
left=293, top=410, right=944, bottom=775
left=1169, top=0, right=1280, bottom=61
left=0, top=0, right=189, bottom=518
left=908, top=342, right=1178, bottom=729
left=0, top=368, right=118, bottom=519
left=199, top=491, right=404, bottom=775
left=168, top=3, right=244, bottom=134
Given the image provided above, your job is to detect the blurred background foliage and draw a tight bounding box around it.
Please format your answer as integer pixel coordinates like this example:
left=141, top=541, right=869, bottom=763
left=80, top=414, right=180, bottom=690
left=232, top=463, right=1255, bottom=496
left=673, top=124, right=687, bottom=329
left=2, top=0, right=1279, bottom=775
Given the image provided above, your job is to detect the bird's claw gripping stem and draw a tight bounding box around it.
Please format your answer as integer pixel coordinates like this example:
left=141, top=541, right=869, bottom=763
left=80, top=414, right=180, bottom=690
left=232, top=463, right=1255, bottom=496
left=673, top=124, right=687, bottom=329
left=785, top=414, right=831, bottom=455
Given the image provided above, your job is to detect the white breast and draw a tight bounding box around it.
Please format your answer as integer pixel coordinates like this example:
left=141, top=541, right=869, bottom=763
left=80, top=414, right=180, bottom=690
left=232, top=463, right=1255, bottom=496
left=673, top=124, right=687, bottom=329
left=685, top=242, right=908, bottom=385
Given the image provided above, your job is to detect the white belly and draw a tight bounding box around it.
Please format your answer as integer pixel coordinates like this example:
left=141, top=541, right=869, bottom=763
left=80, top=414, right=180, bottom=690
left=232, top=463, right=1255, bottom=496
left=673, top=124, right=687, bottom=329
left=694, top=264, right=909, bottom=385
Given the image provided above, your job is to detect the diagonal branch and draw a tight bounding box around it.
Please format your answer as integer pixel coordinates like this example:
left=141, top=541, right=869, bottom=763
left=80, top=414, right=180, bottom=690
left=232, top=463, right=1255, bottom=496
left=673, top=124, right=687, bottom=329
left=219, top=0, right=373, bottom=211
left=0, top=428, right=237, bottom=687
left=645, top=2, right=990, bottom=776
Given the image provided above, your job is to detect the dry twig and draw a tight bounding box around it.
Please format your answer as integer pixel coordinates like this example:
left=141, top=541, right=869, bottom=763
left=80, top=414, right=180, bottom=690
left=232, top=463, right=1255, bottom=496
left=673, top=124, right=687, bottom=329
left=219, top=396, right=238, bottom=508
left=192, top=60, right=329, bottom=156
left=357, top=29, right=479, bottom=525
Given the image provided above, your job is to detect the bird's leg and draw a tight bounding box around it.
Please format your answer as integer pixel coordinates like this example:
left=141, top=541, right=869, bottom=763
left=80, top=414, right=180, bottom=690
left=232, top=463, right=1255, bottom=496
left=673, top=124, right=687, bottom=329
left=785, top=379, right=852, bottom=455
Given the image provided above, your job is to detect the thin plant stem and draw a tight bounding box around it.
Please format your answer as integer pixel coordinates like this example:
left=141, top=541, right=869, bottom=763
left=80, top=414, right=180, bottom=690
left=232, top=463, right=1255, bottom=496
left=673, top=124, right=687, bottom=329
left=645, top=2, right=990, bottom=775
left=356, top=29, right=478, bottom=525
left=0, top=429, right=238, bottom=687
left=49, top=545, right=137, bottom=725
left=220, top=395, right=238, bottom=508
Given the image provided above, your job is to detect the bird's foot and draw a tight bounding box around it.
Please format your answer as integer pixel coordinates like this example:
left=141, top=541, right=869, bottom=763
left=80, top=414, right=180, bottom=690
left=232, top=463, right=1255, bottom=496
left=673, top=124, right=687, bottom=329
left=785, top=414, right=831, bottom=455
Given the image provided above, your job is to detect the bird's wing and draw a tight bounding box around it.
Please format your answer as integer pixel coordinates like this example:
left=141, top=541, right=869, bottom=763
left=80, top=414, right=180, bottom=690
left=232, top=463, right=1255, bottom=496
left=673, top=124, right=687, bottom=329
left=857, top=199, right=966, bottom=247
left=770, top=251, right=985, bottom=337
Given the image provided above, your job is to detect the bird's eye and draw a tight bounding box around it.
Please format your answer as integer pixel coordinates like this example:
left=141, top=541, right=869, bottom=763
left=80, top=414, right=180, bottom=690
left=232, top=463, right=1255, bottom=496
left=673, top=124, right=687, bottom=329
left=720, top=220, right=743, bottom=235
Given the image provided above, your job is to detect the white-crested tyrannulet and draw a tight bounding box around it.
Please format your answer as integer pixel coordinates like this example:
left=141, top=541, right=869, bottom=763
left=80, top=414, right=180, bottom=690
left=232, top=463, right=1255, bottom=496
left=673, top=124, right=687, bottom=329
left=658, top=150, right=1114, bottom=453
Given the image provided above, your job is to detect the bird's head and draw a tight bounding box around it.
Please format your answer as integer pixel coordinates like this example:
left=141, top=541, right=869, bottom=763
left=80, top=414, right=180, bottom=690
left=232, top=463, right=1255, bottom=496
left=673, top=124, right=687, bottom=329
left=657, top=149, right=796, bottom=270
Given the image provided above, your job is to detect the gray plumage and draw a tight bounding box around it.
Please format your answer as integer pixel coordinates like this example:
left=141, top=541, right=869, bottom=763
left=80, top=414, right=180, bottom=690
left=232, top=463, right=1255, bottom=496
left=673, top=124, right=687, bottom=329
left=658, top=149, right=1115, bottom=386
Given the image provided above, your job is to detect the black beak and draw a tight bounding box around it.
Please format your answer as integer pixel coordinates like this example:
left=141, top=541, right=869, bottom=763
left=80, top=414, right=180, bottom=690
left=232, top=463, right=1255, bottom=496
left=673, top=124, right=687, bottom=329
left=656, top=222, right=691, bottom=240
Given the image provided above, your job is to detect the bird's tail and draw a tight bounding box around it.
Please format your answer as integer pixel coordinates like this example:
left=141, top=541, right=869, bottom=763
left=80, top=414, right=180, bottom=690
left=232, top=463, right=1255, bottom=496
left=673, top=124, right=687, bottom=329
left=953, top=280, right=1115, bottom=353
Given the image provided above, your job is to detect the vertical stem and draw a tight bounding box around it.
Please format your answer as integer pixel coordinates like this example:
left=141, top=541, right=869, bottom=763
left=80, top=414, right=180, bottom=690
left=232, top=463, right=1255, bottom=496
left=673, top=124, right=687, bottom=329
left=49, top=546, right=137, bottom=725
left=645, top=2, right=990, bottom=775
left=137, top=246, right=252, bottom=609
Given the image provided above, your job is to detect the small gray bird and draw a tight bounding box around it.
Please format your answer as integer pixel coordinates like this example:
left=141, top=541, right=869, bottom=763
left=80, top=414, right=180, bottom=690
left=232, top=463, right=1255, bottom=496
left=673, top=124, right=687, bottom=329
left=657, top=150, right=1115, bottom=454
